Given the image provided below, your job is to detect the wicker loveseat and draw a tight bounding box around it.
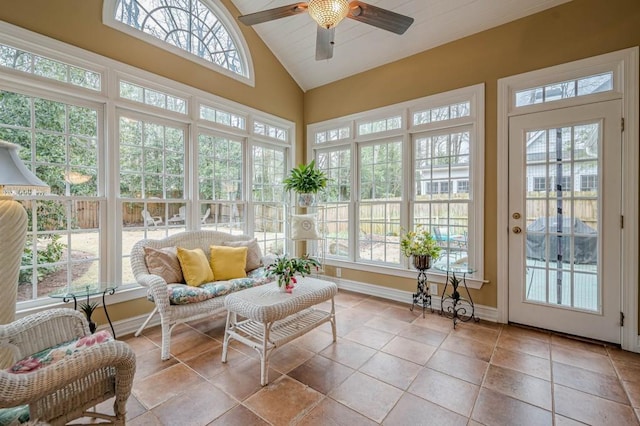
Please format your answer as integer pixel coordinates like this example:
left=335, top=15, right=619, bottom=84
left=130, top=231, right=274, bottom=360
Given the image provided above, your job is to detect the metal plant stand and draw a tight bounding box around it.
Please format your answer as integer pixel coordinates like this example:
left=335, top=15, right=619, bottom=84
left=436, top=265, right=478, bottom=328
left=409, top=255, right=432, bottom=318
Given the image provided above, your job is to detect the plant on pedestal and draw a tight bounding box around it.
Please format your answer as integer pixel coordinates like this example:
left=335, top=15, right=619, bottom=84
left=283, top=160, right=328, bottom=206
left=400, top=224, right=442, bottom=269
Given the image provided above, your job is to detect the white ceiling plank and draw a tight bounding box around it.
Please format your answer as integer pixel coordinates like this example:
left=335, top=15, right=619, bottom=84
left=231, top=0, right=572, bottom=90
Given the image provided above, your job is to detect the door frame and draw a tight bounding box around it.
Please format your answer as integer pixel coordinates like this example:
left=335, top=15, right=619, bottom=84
left=497, top=47, right=639, bottom=351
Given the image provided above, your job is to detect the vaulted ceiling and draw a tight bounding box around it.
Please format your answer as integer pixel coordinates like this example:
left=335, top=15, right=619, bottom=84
left=230, top=0, right=572, bottom=91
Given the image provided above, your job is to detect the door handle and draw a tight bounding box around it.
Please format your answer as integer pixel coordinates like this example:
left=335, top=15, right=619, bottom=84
left=512, top=226, right=522, bottom=234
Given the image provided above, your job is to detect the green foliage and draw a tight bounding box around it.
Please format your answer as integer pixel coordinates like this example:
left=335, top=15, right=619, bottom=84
left=79, top=301, right=99, bottom=319
left=283, top=160, right=328, bottom=194
left=19, top=235, right=65, bottom=284
left=400, top=225, right=441, bottom=259
left=265, top=254, right=321, bottom=287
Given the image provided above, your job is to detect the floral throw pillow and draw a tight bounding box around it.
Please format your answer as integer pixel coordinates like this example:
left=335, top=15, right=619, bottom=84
left=7, top=330, right=113, bottom=374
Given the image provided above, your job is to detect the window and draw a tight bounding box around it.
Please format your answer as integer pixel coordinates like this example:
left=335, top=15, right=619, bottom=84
left=254, top=120, right=288, bottom=142
left=118, top=113, right=187, bottom=282
left=120, top=80, right=187, bottom=114
left=310, top=85, right=484, bottom=279
left=515, top=72, right=613, bottom=107
left=457, top=180, right=469, bottom=193
left=0, top=89, right=103, bottom=302
left=359, top=141, right=402, bottom=264
left=0, top=43, right=101, bottom=91
left=358, top=115, right=402, bottom=136
left=252, top=144, right=287, bottom=256
left=580, top=174, right=598, bottom=192
left=198, top=132, right=244, bottom=232
left=315, top=126, right=350, bottom=144
left=533, top=177, right=548, bottom=192
left=200, top=104, right=246, bottom=130
left=317, top=148, right=351, bottom=258
left=0, top=22, right=293, bottom=311
left=105, top=0, right=251, bottom=81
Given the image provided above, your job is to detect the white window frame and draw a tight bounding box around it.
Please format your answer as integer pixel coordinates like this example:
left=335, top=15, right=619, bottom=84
left=0, top=21, right=293, bottom=316
left=497, top=47, right=639, bottom=351
left=308, top=84, right=485, bottom=288
left=102, top=0, right=255, bottom=86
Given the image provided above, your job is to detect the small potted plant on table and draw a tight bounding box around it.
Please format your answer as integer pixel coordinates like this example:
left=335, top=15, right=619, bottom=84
left=266, top=254, right=321, bottom=293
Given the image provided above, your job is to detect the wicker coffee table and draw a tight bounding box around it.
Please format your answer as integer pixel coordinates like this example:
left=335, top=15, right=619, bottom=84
left=221, top=277, right=337, bottom=385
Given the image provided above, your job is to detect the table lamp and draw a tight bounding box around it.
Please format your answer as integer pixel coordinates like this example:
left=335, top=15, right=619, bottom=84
left=0, top=140, right=49, bottom=359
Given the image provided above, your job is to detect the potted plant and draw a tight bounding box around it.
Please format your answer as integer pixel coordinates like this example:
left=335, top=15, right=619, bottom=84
left=400, top=224, right=442, bottom=270
left=283, top=160, right=328, bottom=206
left=265, top=254, right=321, bottom=293
left=79, top=301, right=99, bottom=333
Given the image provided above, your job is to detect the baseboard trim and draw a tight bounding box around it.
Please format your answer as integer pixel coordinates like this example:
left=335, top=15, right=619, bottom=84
left=327, top=276, right=499, bottom=323
left=107, top=277, right=501, bottom=339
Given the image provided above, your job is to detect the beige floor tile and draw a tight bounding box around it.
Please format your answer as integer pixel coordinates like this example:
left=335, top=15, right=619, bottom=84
left=483, top=365, right=552, bottom=410
left=329, top=371, right=403, bottom=423
left=208, top=357, right=281, bottom=401
left=150, top=380, right=237, bottom=425
left=553, top=361, right=629, bottom=404
left=381, top=335, right=437, bottom=365
left=500, top=324, right=551, bottom=343
left=497, top=333, right=551, bottom=359
left=427, top=349, right=488, bottom=385
left=359, top=351, right=422, bottom=390
left=288, top=354, right=354, bottom=394
left=408, top=367, right=479, bottom=417
left=491, top=347, right=551, bottom=380
left=244, top=376, right=323, bottom=425
left=133, top=363, right=205, bottom=409
left=397, top=323, right=448, bottom=346
left=383, top=393, right=468, bottom=425
left=441, top=334, right=495, bottom=362
left=298, top=397, right=377, bottom=426
left=319, top=339, right=377, bottom=369
left=554, top=384, right=638, bottom=426
left=552, top=345, right=617, bottom=377
left=267, top=342, right=315, bottom=374
left=471, top=388, right=552, bottom=426
left=207, top=405, right=269, bottom=425
left=344, top=325, right=396, bottom=350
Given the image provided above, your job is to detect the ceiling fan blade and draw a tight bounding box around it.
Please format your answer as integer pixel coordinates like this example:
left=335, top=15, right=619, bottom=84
left=347, top=1, right=414, bottom=35
left=238, top=3, right=308, bottom=26
left=316, top=27, right=335, bottom=60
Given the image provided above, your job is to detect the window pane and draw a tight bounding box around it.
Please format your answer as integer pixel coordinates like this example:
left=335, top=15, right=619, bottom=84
left=114, top=0, right=247, bottom=77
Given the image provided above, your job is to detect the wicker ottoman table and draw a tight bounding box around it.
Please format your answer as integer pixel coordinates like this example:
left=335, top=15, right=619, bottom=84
left=221, top=277, right=337, bottom=385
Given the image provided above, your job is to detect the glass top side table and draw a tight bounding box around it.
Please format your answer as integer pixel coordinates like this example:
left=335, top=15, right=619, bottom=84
left=49, top=283, right=118, bottom=338
left=433, top=264, right=479, bottom=328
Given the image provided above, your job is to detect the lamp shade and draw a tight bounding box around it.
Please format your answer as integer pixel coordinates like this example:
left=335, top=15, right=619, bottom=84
left=0, top=140, right=49, bottom=197
left=308, top=0, right=350, bottom=29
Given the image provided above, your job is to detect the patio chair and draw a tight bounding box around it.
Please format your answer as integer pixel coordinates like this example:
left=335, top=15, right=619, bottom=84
left=200, top=207, right=211, bottom=224
left=0, top=308, right=136, bottom=426
left=142, top=209, right=163, bottom=227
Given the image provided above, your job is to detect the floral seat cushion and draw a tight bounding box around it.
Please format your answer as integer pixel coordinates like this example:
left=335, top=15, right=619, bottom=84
left=0, top=330, right=113, bottom=425
left=7, top=330, right=113, bottom=374
left=149, top=267, right=274, bottom=305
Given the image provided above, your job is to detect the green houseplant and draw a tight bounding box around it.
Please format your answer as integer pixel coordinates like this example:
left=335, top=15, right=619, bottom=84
left=400, top=225, right=442, bottom=270
left=265, top=254, right=321, bottom=293
left=79, top=301, right=99, bottom=333
left=283, top=160, right=328, bottom=206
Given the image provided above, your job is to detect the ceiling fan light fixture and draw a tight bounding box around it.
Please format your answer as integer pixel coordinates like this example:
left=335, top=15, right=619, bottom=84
left=307, top=0, right=350, bottom=29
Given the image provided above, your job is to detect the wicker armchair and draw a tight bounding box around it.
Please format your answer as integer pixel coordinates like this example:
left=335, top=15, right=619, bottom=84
left=0, top=308, right=136, bottom=426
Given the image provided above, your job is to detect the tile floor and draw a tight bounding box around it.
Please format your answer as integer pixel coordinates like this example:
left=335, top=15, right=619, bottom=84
left=99, top=290, right=640, bottom=425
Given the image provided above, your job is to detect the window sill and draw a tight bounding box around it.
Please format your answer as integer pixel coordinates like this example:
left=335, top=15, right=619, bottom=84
left=16, top=285, right=147, bottom=320
left=324, top=259, right=488, bottom=290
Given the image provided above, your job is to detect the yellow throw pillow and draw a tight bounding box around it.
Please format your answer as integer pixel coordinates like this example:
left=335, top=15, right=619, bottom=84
left=210, top=245, right=248, bottom=281
left=176, top=247, right=214, bottom=286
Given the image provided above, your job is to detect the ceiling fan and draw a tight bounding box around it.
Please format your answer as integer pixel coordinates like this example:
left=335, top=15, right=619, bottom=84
left=238, top=1, right=414, bottom=61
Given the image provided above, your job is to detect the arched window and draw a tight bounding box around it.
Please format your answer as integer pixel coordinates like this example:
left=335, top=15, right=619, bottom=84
left=104, top=0, right=253, bottom=83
